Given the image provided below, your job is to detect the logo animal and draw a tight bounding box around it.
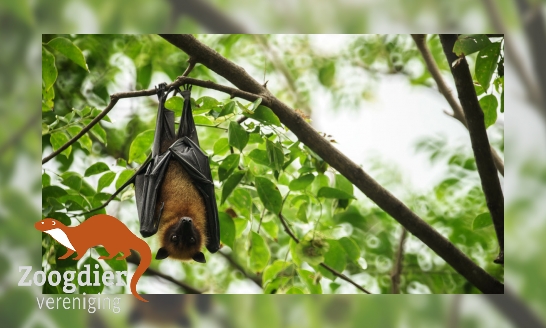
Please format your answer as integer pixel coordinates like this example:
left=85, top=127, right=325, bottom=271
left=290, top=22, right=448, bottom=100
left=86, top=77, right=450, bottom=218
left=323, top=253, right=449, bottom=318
left=35, top=214, right=152, bottom=302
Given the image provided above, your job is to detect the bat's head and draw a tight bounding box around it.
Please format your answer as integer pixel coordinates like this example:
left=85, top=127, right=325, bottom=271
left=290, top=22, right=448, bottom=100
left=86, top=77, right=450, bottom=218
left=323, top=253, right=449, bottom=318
left=156, top=217, right=206, bottom=263
left=35, top=219, right=64, bottom=232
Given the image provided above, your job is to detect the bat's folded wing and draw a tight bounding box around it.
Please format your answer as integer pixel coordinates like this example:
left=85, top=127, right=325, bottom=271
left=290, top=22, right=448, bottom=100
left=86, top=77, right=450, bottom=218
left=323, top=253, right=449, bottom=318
left=135, top=152, right=172, bottom=237
left=169, top=137, right=221, bottom=253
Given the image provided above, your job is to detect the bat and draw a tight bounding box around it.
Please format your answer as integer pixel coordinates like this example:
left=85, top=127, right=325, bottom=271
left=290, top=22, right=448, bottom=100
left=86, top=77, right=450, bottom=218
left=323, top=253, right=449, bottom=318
left=93, top=83, right=220, bottom=263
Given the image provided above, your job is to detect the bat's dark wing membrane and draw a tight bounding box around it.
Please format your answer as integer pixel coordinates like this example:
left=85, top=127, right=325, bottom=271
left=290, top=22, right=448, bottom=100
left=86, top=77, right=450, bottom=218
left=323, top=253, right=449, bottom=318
left=170, top=85, right=220, bottom=253
left=170, top=137, right=220, bottom=253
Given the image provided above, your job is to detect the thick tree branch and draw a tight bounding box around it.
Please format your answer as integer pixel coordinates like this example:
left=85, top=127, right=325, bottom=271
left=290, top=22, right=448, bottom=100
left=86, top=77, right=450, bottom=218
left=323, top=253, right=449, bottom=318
left=411, top=34, right=504, bottom=176
left=439, top=35, right=504, bottom=265
left=160, top=34, right=503, bottom=294
left=278, top=214, right=371, bottom=294
left=127, top=254, right=202, bottom=294
left=390, top=228, right=407, bottom=294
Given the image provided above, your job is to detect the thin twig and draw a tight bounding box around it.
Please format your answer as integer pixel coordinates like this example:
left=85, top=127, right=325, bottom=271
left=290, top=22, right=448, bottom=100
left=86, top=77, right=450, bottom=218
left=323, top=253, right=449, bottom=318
left=390, top=228, right=407, bottom=294
left=440, top=35, right=504, bottom=265
left=160, top=34, right=503, bottom=293
left=182, top=57, right=196, bottom=77
left=411, top=34, right=504, bottom=176
left=278, top=213, right=371, bottom=294
left=127, top=255, right=202, bottom=294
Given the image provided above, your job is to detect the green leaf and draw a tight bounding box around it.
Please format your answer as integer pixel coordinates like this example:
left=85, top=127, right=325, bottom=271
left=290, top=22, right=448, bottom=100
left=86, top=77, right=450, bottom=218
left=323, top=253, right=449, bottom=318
left=266, top=140, right=284, bottom=172
left=95, top=246, right=127, bottom=274
left=476, top=42, right=501, bottom=91
left=78, top=257, right=104, bottom=294
left=339, top=237, right=360, bottom=261
left=317, top=187, right=355, bottom=200
left=66, top=126, right=82, bottom=138
left=42, top=186, right=68, bottom=206
left=194, top=116, right=214, bottom=126
left=479, top=94, right=498, bottom=128
left=48, top=37, right=89, bottom=71
left=218, top=101, right=236, bottom=117
left=198, top=96, right=219, bottom=110
left=219, top=154, right=240, bottom=181
left=42, top=173, right=51, bottom=187
left=228, top=121, right=249, bottom=151
left=84, top=162, right=110, bottom=177
left=286, top=287, right=305, bottom=294
left=453, top=34, right=492, bottom=56
left=243, top=106, right=281, bottom=127
left=262, top=260, right=291, bottom=286
left=221, top=171, right=245, bottom=204
left=297, top=269, right=322, bottom=294
left=290, top=239, right=303, bottom=266
left=248, top=149, right=271, bottom=166
left=78, top=134, right=93, bottom=153
left=296, top=205, right=308, bottom=223
left=248, top=231, right=271, bottom=273
left=319, top=240, right=347, bottom=280
left=213, top=138, right=230, bottom=155
left=250, top=98, right=262, bottom=112
left=91, top=124, right=107, bottom=144
left=289, top=174, right=315, bottom=191
left=116, top=169, right=135, bottom=189
left=218, top=212, right=236, bottom=249
left=473, top=212, right=493, bottom=230
left=98, top=172, right=116, bottom=192
left=335, top=174, right=354, bottom=195
left=255, top=177, right=283, bottom=214
left=42, top=46, right=57, bottom=90
left=50, top=132, right=71, bottom=158
left=165, top=96, right=183, bottom=117
left=61, top=174, right=82, bottom=191
left=319, top=61, right=336, bottom=87
left=129, top=130, right=154, bottom=164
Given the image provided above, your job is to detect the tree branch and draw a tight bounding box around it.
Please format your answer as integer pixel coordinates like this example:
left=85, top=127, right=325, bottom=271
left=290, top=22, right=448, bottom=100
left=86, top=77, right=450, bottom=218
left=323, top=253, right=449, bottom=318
left=127, top=255, right=202, bottom=294
left=160, top=34, right=503, bottom=293
left=41, top=76, right=259, bottom=165
left=439, top=35, right=504, bottom=265
left=278, top=214, right=371, bottom=294
left=390, top=228, right=407, bottom=294
left=411, top=34, right=504, bottom=176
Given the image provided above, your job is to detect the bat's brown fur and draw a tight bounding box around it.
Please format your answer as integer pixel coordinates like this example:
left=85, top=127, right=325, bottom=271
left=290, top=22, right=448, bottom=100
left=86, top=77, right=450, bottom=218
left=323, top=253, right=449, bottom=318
left=155, top=141, right=208, bottom=261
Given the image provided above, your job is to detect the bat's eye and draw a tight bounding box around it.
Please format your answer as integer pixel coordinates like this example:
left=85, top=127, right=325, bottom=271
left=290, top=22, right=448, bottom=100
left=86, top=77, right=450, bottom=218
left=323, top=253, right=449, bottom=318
left=190, top=237, right=195, bottom=244
left=171, top=235, right=178, bottom=242
left=52, top=221, right=55, bottom=226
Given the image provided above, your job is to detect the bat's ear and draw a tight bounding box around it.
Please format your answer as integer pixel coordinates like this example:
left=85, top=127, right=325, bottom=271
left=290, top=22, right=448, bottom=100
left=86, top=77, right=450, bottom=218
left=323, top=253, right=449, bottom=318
left=155, top=247, right=169, bottom=260
left=192, top=252, right=206, bottom=263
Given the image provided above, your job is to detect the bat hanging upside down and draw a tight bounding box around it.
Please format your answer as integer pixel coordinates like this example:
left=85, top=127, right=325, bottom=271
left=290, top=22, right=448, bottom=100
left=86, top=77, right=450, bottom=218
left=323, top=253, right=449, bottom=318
left=95, top=83, right=220, bottom=263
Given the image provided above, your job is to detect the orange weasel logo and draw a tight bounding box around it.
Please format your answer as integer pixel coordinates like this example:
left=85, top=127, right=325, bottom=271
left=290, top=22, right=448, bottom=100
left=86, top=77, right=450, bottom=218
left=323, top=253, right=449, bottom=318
left=35, top=214, right=152, bottom=302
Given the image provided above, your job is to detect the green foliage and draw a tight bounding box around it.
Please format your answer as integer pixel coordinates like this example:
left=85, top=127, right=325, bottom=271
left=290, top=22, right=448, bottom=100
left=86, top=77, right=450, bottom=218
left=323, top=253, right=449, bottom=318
left=41, top=34, right=502, bottom=296
left=453, top=34, right=491, bottom=56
